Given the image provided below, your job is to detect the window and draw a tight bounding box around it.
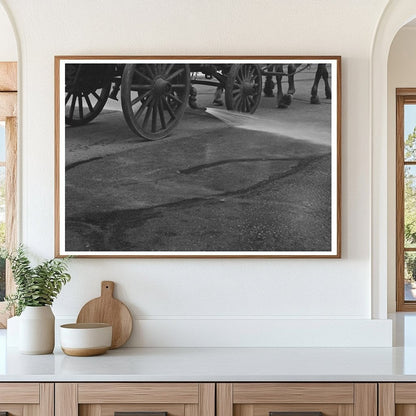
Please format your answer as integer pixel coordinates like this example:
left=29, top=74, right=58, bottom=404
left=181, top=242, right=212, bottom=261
left=0, top=62, right=17, bottom=326
left=396, top=89, right=416, bottom=310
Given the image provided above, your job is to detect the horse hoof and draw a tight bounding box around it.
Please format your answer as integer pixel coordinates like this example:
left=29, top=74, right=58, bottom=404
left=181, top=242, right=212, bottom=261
left=310, top=96, right=320, bottom=104
left=213, top=99, right=223, bottom=106
left=288, top=88, right=296, bottom=95
left=325, top=92, right=332, bottom=99
left=278, top=94, right=292, bottom=108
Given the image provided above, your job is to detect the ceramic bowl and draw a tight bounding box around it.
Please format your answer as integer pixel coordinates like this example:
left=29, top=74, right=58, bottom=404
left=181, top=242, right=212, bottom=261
left=60, top=323, right=112, bottom=356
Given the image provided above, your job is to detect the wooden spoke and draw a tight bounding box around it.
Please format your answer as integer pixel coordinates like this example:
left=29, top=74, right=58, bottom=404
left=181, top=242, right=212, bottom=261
left=131, top=90, right=151, bottom=107
left=163, top=97, right=176, bottom=120
left=166, top=68, right=185, bottom=81
left=151, top=99, right=158, bottom=133
left=92, top=91, right=100, bottom=101
left=143, top=99, right=153, bottom=128
left=158, top=100, right=166, bottom=129
left=84, top=94, right=94, bottom=112
left=135, top=96, right=152, bottom=119
left=168, top=93, right=184, bottom=105
left=171, top=84, right=187, bottom=89
left=69, top=95, right=76, bottom=121
left=241, top=66, right=247, bottom=79
left=145, top=64, right=155, bottom=77
left=65, top=93, right=71, bottom=104
left=235, top=95, right=242, bottom=110
left=134, top=69, right=153, bottom=84
left=164, top=64, right=174, bottom=76
left=130, top=84, right=152, bottom=92
left=78, top=95, right=83, bottom=119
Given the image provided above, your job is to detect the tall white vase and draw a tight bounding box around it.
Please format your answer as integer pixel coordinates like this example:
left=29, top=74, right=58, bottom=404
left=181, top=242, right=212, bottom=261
left=19, top=306, right=55, bottom=354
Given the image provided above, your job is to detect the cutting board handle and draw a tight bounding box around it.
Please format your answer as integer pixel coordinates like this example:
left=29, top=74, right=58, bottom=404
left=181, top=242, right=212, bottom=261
left=101, top=281, right=115, bottom=298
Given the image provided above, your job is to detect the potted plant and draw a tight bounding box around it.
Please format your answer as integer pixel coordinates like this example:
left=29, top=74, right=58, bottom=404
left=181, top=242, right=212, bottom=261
left=4, top=246, right=71, bottom=354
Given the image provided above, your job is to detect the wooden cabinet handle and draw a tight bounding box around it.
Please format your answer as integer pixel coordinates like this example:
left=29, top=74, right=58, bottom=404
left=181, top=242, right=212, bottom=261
left=270, top=413, right=323, bottom=416
left=115, top=412, right=167, bottom=416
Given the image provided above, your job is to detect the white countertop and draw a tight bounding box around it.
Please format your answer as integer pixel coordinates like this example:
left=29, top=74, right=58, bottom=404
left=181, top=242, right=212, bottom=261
left=2, top=313, right=416, bottom=382
left=2, top=345, right=416, bottom=382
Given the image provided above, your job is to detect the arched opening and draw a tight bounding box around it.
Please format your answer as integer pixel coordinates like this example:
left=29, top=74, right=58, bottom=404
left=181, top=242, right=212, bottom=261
left=387, top=20, right=416, bottom=314
left=0, top=2, right=17, bottom=62
left=371, top=1, right=416, bottom=321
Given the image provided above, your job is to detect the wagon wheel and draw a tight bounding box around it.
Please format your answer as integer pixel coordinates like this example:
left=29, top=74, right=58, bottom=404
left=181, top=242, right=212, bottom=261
left=121, top=63, right=190, bottom=140
left=225, top=64, right=262, bottom=113
left=65, top=64, right=112, bottom=126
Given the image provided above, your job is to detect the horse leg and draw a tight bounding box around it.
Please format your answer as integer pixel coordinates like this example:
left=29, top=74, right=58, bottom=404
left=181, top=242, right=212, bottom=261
left=310, top=64, right=323, bottom=104
left=321, top=64, right=331, bottom=99
left=213, top=87, right=224, bottom=106
left=276, top=64, right=284, bottom=106
left=263, top=64, right=275, bottom=97
left=276, top=64, right=291, bottom=108
left=287, top=64, right=298, bottom=95
left=188, top=86, right=206, bottom=110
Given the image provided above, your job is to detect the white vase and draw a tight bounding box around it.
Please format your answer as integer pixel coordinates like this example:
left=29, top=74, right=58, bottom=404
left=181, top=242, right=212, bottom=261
left=19, top=306, right=55, bottom=354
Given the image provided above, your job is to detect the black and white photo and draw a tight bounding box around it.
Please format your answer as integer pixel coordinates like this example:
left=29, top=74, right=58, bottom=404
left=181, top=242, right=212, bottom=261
left=55, top=57, right=341, bottom=257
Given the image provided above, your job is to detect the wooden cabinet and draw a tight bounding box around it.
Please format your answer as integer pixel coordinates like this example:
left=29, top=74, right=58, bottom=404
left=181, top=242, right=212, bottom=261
left=379, top=383, right=416, bottom=416
left=0, top=383, right=53, bottom=416
left=55, top=383, right=215, bottom=416
left=0, top=380, right=410, bottom=416
left=217, top=383, right=377, bottom=416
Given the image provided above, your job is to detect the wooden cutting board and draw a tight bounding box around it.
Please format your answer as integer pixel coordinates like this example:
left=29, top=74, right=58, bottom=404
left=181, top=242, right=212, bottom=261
left=76, top=281, right=133, bottom=349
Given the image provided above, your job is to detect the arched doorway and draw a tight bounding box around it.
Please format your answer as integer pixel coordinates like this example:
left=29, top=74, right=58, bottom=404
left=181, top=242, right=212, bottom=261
left=0, top=2, right=17, bottom=62
left=371, top=1, right=416, bottom=319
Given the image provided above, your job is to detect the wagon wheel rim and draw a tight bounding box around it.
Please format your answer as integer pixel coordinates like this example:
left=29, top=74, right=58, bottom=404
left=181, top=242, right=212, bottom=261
left=225, top=64, right=262, bottom=114
left=65, top=64, right=111, bottom=126
left=121, top=63, right=190, bottom=140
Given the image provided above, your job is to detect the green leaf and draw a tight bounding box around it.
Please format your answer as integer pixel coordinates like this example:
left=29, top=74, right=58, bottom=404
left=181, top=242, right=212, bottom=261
left=5, top=245, right=71, bottom=315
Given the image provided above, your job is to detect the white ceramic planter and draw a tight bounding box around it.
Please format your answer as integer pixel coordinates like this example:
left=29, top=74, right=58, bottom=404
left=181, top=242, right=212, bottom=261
left=19, top=306, right=55, bottom=354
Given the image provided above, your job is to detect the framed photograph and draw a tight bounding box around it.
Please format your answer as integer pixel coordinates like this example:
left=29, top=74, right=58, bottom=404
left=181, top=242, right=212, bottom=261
left=55, top=56, right=341, bottom=258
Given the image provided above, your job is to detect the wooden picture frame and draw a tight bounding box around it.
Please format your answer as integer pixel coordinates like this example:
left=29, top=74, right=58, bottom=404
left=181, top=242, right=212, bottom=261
left=55, top=56, right=341, bottom=258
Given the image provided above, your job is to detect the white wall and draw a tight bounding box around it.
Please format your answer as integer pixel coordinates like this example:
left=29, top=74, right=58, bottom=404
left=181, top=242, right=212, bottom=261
left=0, top=0, right=394, bottom=346
left=0, top=3, right=16, bottom=61
left=387, top=26, right=416, bottom=312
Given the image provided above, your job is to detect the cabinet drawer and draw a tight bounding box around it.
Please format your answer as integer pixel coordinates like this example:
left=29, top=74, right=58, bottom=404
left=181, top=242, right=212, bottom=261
left=217, top=383, right=376, bottom=416
left=0, top=383, right=53, bottom=415
left=56, top=383, right=215, bottom=416
left=78, top=383, right=200, bottom=404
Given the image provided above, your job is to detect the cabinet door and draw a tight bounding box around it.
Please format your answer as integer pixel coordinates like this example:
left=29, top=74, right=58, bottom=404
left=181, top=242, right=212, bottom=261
left=55, top=383, right=215, bottom=416
left=379, top=383, right=416, bottom=416
left=0, top=383, right=53, bottom=416
left=217, top=383, right=377, bottom=416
